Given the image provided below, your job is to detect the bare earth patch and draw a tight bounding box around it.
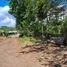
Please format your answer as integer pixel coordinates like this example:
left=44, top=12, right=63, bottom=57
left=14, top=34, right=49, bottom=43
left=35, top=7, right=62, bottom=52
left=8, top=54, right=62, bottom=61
left=0, top=37, right=67, bottom=67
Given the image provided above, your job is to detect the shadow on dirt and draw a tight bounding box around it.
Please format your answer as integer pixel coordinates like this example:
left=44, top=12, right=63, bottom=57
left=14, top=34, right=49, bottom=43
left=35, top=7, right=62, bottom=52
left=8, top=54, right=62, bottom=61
left=19, top=43, right=67, bottom=54
left=19, top=43, right=67, bottom=67
left=19, top=44, right=47, bottom=54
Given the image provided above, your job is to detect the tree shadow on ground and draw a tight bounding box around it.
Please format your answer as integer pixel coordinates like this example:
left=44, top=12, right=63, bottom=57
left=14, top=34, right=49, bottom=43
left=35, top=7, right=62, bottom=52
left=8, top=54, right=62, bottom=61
left=19, top=43, right=67, bottom=67
left=19, top=44, right=48, bottom=54
left=19, top=43, right=67, bottom=54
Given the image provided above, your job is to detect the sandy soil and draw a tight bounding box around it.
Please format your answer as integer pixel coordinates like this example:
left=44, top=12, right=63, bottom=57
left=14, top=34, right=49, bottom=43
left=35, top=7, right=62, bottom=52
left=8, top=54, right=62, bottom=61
left=0, top=37, right=67, bottom=67
left=0, top=37, right=44, bottom=67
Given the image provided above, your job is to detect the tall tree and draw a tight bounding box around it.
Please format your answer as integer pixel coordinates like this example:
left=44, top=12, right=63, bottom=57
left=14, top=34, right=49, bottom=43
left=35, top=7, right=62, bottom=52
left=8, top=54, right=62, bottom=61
left=9, top=0, right=63, bottom=37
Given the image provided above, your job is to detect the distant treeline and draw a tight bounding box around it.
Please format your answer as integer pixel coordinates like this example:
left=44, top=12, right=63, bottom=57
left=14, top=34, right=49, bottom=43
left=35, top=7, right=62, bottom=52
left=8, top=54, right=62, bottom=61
left=0, top=26, right=17, bottom=36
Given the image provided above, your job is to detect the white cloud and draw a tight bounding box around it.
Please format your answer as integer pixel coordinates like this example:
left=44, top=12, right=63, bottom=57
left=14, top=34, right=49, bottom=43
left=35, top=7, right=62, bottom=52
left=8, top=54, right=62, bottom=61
left=0, top=6, right=10, bottom=13
left=0, top=6, right=16, bottom=27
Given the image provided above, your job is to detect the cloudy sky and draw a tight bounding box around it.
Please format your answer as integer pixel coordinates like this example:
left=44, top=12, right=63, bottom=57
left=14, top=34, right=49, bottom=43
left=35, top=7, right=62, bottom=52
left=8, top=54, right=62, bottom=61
left=0, top=0, right=16, bottom=27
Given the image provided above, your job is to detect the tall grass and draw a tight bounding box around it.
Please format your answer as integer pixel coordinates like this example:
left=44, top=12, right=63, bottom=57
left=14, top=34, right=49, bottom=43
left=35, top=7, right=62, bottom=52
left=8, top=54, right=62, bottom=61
left=19, top=36, right=37, bottom=43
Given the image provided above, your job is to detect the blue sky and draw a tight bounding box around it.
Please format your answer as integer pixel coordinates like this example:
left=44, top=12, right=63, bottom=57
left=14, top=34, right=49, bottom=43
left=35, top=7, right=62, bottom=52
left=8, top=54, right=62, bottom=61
left=61, top=0, right=67, bottom=6
left=0, top=0, right=16, bottom=27
left=0, top=0, right=9, bottom=7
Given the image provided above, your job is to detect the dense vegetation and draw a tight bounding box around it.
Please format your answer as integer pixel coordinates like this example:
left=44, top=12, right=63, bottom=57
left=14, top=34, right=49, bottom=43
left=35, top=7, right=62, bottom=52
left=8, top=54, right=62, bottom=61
left=9, top=0, right=67, bottom=44
left=0, top=26, right=16, bottom=36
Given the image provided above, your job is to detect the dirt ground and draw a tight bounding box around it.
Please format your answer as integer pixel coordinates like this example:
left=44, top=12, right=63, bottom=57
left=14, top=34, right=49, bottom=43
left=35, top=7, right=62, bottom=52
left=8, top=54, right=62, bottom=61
left=0, top=37, right=67, bottom=67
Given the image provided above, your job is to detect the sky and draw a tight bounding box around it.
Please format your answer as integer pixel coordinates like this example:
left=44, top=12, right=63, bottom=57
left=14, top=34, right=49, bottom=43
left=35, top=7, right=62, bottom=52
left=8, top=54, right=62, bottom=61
left=0, top=0, right=16, bottom=27
left=0, top=0, right=67, bottom=27
left=60, top=0, right=67, bottom=6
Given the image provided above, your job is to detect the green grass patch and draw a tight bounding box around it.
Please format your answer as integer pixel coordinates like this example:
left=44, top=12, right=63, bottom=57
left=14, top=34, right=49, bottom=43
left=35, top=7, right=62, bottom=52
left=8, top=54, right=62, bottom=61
left=19, top=36, right=37, bottom=43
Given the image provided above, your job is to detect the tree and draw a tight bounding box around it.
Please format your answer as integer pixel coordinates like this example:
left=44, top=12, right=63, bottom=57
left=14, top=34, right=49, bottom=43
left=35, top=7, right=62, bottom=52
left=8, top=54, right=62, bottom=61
left=9, top=0, right=35, bottom=36
left=61, top=16, right=67, bottom=44
left=9, top=0, right=64, bottom=37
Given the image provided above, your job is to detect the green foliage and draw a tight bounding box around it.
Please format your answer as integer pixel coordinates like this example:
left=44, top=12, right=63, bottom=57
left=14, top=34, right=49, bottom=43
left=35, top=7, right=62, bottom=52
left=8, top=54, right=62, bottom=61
left=46, top=20, right=62, bottom=35
left=9, top=0, right=35, bottom=36
left=19, top=36, right=37, bottom=43
left=9, top=0, right=66, bottom=38
left=0, top=26, right=9, bottom=36
left=61, top=16, right=67, bottom=34
left=19, top=36, right=31, bottom=43
left=0, top=26, right=16, bottom=36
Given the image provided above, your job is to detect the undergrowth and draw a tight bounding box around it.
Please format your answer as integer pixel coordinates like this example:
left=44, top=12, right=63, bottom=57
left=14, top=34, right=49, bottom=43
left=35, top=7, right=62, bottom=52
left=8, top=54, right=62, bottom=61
left=18, top=36, right=37, bottom=43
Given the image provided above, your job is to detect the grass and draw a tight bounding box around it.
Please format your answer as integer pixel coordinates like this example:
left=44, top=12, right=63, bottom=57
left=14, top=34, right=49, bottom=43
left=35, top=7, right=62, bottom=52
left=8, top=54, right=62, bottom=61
left=19, top=36, right=37, bottom=43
